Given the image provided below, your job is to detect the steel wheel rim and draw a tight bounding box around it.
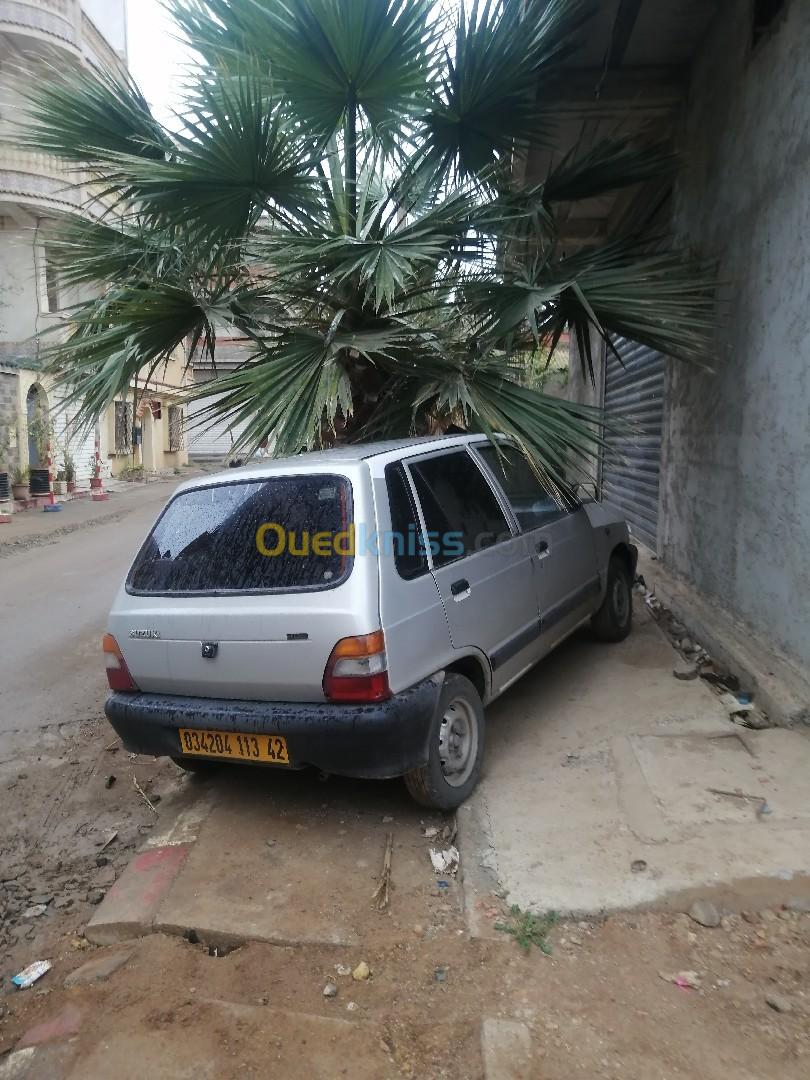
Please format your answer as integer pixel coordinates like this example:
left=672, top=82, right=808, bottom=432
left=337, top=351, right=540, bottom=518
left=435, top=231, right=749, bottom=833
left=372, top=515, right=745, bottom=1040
left=612, top=576, right=630, bottom=623
left=438, top=697, right=478, bottom=787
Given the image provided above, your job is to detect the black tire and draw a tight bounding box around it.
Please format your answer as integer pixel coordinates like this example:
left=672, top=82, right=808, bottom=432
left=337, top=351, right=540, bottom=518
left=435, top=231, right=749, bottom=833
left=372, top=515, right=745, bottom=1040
left=404, top=673, right=485, bottom=810
left=172, top=756, right=220, bottom=774
left=591, top=555, right=633, bottom=642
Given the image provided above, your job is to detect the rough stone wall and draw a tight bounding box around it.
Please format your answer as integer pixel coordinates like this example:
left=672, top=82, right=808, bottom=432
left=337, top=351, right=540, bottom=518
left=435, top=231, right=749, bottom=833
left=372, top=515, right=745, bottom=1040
left=662, top=0, right=810, bottom=668
left=0, top=368, right=19, bottom=473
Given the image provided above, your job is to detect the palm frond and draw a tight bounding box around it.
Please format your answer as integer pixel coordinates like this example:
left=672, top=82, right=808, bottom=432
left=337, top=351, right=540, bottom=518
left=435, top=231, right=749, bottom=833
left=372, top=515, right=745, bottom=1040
left=190, top=330, right=353, bottom=456
left=41, top=215, right=185, bottom=290
left=182, top=0, right=439, bottom=141
left=257, top=188, right=474, bottom=311
left=535, top=240, right=718, bottom=375
left=20, top=63, right=172, bottom=164
left=460, top=237, right=716, bottom=381
left=168, top=0, right=258, bottom=67
left=465, top=365, right=606, bottom=499
left=359, top=345, right=606, bottom=498
left=41, top=284, right=216, bottom=427
left=542, top=138, right=679, bottom=204
left=460, top=268, right=567, bottom=344
left=422, top=0, right=593, bottom=181
left=102, top=76, right=319, bottom=241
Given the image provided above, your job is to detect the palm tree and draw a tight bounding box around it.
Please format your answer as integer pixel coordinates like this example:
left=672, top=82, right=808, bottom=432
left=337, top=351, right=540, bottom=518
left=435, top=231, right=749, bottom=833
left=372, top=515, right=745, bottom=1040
left=22, top=0, right=714, bottom=495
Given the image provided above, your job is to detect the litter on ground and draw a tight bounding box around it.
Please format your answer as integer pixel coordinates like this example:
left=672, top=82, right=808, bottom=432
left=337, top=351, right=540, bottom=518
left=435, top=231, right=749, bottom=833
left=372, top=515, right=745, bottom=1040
left=12, top=961, right=52, bottom=989
left=430, top=846, right=460, bottom=875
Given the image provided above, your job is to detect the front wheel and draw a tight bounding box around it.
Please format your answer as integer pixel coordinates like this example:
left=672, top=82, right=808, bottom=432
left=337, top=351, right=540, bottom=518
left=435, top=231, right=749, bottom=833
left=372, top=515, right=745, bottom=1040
left=591, top=555, right=633, bottom=642
left=404, top=673, right=485, bottom=810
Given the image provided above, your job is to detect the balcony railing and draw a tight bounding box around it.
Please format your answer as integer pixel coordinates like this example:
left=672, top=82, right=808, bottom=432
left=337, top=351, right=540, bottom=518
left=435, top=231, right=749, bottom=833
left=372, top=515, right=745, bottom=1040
left=0, top=0, right=124, bottom=71
left=0, top=143, right=85, bottom=213
left=0, top=0, right=80, bottom=51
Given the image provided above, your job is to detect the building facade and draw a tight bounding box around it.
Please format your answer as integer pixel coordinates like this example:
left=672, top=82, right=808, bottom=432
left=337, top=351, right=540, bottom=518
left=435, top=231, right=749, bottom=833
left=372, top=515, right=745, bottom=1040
left=530, top=0, right=809, bottom=717
left=661, top=0, right=809, bottom=675
left=0, top=0, right=188, bottom=502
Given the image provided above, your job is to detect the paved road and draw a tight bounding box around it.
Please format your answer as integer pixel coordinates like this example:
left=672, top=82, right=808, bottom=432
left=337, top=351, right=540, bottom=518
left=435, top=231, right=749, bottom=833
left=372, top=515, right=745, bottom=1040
left=0, top=485, right=176, bottom=739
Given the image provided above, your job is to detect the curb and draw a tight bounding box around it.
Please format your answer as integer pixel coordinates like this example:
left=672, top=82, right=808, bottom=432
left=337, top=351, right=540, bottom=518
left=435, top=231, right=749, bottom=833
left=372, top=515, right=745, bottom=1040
left=85, top=844, right=192, bottom=946
left=456, top=797, right=505, bottom=940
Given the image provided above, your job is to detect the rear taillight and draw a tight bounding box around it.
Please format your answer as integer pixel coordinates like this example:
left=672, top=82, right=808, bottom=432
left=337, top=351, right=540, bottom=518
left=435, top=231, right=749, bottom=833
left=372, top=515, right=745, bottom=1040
left=323, top=630, right=390, bottom=703
left=103, top=633, right=139, bottom=693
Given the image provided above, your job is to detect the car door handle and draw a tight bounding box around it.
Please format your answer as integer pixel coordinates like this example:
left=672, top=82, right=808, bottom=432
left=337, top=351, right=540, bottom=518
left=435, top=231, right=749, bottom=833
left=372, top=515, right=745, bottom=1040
left=451, top=578, right=470, bottom=597
left=536, top=540, right=550, bottom=557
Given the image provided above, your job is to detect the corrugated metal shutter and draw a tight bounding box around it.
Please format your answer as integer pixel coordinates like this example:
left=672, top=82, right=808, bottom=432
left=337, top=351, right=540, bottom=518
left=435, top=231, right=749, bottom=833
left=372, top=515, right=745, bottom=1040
left=186, top=396, right=245, bottom=461
left=52, top=389, right=96, bottom=483
left=601, top=337, right=665, bottom=550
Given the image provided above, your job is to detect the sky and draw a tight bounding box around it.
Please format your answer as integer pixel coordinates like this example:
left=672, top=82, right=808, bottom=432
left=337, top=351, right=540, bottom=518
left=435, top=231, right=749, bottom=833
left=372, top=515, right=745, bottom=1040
left=126, top=0, right=192, bottom=126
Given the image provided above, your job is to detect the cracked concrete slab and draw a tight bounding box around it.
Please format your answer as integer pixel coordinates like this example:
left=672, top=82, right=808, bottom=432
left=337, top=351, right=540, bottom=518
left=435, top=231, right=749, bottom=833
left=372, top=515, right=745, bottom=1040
left=460, top=604, right=810, bottom=924
left=145, top=771, right=447, bottom=949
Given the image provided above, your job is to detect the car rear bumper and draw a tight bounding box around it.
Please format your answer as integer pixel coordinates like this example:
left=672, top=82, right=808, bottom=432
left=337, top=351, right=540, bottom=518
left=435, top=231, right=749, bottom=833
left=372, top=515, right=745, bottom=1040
left=104, top=676, right=443, bottom=780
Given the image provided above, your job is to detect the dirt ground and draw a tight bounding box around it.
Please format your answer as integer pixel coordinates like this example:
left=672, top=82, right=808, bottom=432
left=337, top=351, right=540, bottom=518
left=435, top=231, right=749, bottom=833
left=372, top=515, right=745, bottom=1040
left=1, top=720, right=809, bottom=1078
left=0, top=716, right=186, bottom=976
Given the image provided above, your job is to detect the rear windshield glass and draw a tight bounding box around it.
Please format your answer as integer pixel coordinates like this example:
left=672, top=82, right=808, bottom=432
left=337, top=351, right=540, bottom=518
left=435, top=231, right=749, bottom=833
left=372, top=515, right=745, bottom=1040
left=128, top=475, right=352, bottom=594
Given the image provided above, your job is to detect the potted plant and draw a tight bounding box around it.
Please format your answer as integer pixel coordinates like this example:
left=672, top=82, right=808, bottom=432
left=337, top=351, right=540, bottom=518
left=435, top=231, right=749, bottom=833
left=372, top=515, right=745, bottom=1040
left=64, top=455, right=76, bottom=493
left=53, top=468, right=66, bottom=496
left=11, top=466, right=29, bottom=501
left=89, top=454, right=103, bottom=490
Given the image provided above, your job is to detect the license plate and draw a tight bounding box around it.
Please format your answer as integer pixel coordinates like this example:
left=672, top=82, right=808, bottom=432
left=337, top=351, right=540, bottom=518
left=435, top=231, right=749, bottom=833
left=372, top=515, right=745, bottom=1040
left=178, top=728, right=289, bottom=765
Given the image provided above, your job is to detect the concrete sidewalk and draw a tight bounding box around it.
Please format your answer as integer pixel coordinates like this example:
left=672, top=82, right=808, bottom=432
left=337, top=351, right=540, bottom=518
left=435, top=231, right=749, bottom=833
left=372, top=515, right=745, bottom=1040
left=85, top=603, right=810, bottom=952
left=85, top=768, right=457, bottom=949
left=460, top=605, right=810, bottom=925
left=0, top=477, right=179, bottom=553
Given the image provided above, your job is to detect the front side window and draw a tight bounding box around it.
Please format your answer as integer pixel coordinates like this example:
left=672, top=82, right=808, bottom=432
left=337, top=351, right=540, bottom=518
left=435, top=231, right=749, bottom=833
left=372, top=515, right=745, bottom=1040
left=477, top=443, right=563, bottom=531
left=128, top=474, right=351, bottom=594
left=408, top=450, right=511, bottom=569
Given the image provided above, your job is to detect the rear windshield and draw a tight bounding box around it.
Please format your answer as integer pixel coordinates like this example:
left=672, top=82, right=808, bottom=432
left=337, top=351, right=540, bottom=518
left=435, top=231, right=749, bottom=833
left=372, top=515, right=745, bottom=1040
left=127, top=475, right=352, bottom=594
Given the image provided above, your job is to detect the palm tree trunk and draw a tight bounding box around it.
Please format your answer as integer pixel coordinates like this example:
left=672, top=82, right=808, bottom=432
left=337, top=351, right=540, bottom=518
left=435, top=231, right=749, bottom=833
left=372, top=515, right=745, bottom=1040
left=345, top=90, right=357, bottom=234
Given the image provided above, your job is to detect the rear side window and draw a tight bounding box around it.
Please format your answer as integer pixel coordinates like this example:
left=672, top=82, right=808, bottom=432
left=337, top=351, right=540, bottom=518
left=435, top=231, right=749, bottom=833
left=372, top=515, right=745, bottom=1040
left=477, top=444, right=563, bottom=530
left=385, top=463, right=428, bottom=580
left=408, top=450, right=511, bottom=569
left=128, top=475, right=351, bottom=594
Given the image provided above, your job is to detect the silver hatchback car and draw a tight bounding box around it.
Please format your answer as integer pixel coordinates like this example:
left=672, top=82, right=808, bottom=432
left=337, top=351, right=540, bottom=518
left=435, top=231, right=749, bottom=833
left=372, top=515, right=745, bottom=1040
left=103, top=435, right=636, bottom=809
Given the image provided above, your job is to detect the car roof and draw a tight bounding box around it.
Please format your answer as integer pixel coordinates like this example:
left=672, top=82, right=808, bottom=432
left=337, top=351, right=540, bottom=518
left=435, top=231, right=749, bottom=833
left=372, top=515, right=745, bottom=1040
left=174, top=434, right=488, bottom=493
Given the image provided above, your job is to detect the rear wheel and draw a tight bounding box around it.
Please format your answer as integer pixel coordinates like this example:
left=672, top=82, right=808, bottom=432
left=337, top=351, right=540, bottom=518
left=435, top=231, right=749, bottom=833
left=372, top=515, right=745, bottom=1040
left=404, top=673, right=485, bottom=810
left=591, top=555, right=633, bottom=642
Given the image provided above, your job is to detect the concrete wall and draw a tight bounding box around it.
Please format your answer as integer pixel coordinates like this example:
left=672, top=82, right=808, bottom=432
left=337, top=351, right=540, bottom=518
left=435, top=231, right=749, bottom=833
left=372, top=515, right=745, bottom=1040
left=0, top=218, right=83, bottom=348
left=0, top=223, right=40, bottom=344
left=661, top=0, right=810, bottom=669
